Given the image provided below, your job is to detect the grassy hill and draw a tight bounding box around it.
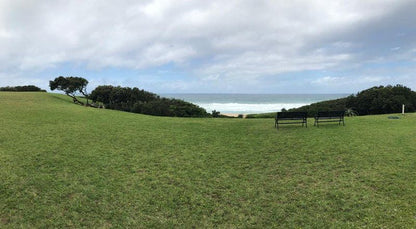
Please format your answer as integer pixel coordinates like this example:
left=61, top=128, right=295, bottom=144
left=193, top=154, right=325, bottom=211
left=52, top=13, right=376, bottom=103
left=1, top=92, right=416, bottom=227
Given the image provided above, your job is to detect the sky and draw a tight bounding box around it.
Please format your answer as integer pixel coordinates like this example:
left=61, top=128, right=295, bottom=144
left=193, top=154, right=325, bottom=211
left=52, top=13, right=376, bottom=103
left=0, top=0, right=415, bottom=94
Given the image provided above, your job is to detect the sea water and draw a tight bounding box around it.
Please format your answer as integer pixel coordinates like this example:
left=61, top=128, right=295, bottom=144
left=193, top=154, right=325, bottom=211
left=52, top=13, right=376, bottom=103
left=162, top=94, right=349, bottom=114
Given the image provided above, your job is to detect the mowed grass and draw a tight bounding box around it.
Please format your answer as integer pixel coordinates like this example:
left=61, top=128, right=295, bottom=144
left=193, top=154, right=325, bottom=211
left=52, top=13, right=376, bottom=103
left=1, top=92, right=416, bottom=228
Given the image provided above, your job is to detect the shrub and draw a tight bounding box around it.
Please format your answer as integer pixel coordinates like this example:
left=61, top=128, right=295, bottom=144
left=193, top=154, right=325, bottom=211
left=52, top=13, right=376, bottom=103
left=212, top=110, right=221, bottom=118
left=289, top=84, right=416, bottom=116
left=0, top=85, right=45, bottom=92
left=90, top=85, right=209, bottom=117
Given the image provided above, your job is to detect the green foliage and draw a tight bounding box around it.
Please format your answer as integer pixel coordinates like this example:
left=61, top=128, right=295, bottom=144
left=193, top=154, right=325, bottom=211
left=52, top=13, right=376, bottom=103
left=1, top=92, right=416, bottom=227
left=140, top=98, right=209, bottom=117
left=345, top=108, right=358, bottom=117
left=211, top=110, right=221, bottom=117
left=245, top=112, right=275, bottom=118
left=49, top=76, right=89, bottom=105
left=347, top=84, right=416, bottom=115
left=289, top=84, right=416, bottom=116
left=90, top=85, right=209, bottom=117
left=0, top=85, right=45, bottom=92
left=289, top=97, right=350, bottom=117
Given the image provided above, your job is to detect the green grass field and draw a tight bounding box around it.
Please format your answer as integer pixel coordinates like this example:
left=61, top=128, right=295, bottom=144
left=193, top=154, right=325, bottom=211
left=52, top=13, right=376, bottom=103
left=1, top=92, right=416, bottom=227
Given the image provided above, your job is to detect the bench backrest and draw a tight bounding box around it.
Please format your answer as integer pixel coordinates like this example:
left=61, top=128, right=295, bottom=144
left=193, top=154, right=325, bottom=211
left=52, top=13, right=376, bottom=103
left=276, top=112, right=307, bottom=119
left=316, top=111, right=345, bottom=118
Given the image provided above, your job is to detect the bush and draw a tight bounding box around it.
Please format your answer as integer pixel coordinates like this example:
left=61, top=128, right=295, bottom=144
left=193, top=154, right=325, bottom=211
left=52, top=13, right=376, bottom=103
left=90, top=85, right=209, bottom=117
left=289, top=84, right=416, bottom=116
left=212, top=110, right=220, bottom=118
left=246, top=84, right=416, bottom=118
left=289, top=97, right=350, bottom=117
left=245, top=112, right=275, bottom=118
left=0, top=85, right=45, bottom=92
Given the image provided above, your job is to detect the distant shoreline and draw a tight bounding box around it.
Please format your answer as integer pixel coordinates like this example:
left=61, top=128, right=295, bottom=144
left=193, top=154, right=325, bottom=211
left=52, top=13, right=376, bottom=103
left=222, top=113, right=247, bottom=118
left=162, top=93, right=349, bottom=114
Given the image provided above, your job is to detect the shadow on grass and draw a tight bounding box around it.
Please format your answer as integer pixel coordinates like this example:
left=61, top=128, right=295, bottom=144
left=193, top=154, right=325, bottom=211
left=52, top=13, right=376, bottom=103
left=49, top=94, right=74, bottom=104
left=275, top=125, right=308, bottom=130
left=312, top=125, right=347, bottom=130
left=275, top=123, right=346, bottom=130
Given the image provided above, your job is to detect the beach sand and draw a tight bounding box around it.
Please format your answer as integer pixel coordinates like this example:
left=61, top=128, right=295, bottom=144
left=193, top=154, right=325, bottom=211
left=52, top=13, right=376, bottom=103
left=222, top=113, right=246, bottom=118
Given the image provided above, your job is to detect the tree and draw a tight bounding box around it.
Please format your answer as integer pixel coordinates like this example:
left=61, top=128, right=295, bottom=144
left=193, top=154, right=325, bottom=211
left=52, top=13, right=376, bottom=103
left=49, top=76, right=89, bottom=105
left=90, top=85, right=209, bottom=117
left=89, top=85, right=114, bottom=106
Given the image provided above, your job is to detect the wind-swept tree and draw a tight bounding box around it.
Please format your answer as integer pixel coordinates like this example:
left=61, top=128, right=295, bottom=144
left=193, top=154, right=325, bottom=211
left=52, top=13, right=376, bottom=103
left=49, top=76, right=89, bottom=105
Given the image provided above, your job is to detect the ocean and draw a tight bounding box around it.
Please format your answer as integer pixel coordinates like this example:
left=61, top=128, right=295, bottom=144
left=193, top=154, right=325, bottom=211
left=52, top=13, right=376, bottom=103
left=162, top=94, right=349, bottom=114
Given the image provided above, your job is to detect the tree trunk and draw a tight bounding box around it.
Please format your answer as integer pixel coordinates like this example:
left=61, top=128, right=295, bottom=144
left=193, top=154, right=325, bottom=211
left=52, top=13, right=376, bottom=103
left=67, top=93, right=84, bottom=105
left=80, top=90, right=89, bottom=106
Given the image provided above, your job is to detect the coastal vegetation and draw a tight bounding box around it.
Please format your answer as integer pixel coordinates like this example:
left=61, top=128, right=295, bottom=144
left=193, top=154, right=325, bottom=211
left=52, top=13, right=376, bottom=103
left=0, top=85, right=45, bottom=92
left=1, top=92, right=415, bottom=227
left=245, top=112, right=276, bottom=119
left=49, top=76, right=90, bottom=105
left=247, top=85, right=416, bottom=118
left=289, top=84, right=416, bottom=116
left=90, top=85, right=209, bottom=117
left=49, top=76, right=209, bottom=117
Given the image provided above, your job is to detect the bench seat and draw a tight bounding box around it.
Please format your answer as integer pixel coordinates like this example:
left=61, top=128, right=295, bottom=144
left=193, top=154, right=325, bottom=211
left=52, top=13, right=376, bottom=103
left=275, top=112, right=307, bottom=129
left=314, top=111, right=345, bottom=127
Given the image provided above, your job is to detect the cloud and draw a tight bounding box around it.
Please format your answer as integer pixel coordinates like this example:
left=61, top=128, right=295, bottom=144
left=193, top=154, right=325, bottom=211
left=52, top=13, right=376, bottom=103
left=312, top=75, right=385, bottom=86
left=312, top=76, right=346, bottom=86
left=0, top=0, right=415, bottom=92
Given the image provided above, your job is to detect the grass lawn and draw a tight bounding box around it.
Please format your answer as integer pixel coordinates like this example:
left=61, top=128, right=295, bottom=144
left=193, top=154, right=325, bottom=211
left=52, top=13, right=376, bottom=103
left=1, top=92, right=416, bottom=227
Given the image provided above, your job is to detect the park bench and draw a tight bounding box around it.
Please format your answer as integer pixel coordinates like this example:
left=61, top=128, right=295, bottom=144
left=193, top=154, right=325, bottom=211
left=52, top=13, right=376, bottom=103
left=275, top=112, right=307, bottom=129
left=314, top=111, right=345, bottom=127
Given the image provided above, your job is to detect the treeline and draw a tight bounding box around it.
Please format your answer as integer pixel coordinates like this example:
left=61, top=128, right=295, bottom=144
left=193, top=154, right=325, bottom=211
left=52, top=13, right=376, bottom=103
left=0, top=85, right=45, bottom=92
left=49, top=76, right=210, bottom=117
left=89, top=85, right=209, bottom=117
left=289, top=85, right=416, bottom=116
left=48, top=76, right=209, bottom=117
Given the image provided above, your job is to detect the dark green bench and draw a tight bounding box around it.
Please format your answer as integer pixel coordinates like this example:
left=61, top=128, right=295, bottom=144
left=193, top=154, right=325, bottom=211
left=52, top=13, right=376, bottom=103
left=314, top=111, right=345, bottom=127
left=275, top=112, right=307, bottom=129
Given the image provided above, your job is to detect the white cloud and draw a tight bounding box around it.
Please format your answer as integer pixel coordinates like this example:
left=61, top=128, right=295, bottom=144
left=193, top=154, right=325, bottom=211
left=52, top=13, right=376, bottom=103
left=313, top=75, right=385, bottom=86
left=0, top=0, right=415, bottom=92
left=199, top=52, right=352, bottom=80
left=312, top=76, right=346, bottom=86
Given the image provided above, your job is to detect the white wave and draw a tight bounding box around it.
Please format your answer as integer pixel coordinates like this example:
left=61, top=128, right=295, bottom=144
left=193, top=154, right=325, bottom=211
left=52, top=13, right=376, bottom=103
left=196, top=103, right=308, bottom=114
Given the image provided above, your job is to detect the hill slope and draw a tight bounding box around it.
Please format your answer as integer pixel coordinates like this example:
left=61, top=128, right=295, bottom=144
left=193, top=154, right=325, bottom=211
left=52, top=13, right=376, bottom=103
left=1, top=92, right=416, bottom=227
left=288, top=85, right=416, bottom=117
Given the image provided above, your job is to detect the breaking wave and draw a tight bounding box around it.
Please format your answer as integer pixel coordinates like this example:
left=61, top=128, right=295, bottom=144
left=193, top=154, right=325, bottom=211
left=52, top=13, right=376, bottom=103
left=196, top=102, right=308, bottom=114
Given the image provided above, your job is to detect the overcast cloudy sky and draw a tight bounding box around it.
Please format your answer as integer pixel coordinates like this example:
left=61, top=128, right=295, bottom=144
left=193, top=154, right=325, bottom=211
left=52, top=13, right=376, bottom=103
left=0, top=0, right=415, bottom=93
